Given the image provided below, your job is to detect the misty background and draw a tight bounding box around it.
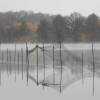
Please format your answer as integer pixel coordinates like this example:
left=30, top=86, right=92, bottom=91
left=0, top=0, right=99, bottom=43
left=0, top=0, right=99, bottom=100
left=0, top=11, right=99, bottom=43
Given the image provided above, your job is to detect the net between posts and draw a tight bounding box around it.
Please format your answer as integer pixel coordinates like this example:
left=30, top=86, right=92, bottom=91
left=0, top=43, right=99, bottom=94
left=28, top=43, right=100, bottom=93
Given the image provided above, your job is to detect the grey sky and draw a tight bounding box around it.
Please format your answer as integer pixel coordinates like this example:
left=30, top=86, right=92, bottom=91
left=0, top=0, right=100, bottom=16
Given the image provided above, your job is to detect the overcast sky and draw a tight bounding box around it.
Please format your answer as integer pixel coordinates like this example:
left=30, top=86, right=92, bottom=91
left=0, top=0, right=100, bottom=16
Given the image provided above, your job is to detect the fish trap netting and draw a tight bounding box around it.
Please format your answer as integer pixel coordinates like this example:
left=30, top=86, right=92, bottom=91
left=28, top=43, right=100, bottom=92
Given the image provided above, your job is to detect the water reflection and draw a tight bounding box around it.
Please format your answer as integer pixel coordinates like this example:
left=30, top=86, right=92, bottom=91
left=0, top=43, right=100, bottom=96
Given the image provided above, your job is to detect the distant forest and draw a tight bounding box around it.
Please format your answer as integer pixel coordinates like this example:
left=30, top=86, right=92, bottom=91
left=0, top=11, right=100, bottom=43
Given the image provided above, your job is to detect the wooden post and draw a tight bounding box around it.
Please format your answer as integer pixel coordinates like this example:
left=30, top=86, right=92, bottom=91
left=25, top=43, right=27, bottom=70
left=9, top=51, right=12, bottom=74
left=53, top=45, right=55, bottom=85
left=14, top=43, right=16, bottom=64
left=60, top=42, right=62, bottom=93
left=0, top=43, right=1, bottom=85
left=0, top=67, right=1, bottom=85
left=92, top=42, right=95, bottom=96
left=36, top=44, right=39, bottom=86
left=2, top=50, right=4, bottom=73
left=43, top=43, right=45, bottom=85
left=7, top=48, right=9, bottom=77
left=82, top=51, right=84, bottom=84
left=26, top=43, right=29, bottom=86
left=14, top=43, right=16, bottom=81
left=18, top=52, right=19, bottom=74
left=21, top=48, right=23, bottom=80
left=1, top=50, right=3, bottom=67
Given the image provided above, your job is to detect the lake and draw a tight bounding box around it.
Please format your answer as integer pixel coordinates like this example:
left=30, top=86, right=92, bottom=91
left=0, top=43, right=100, bottom=100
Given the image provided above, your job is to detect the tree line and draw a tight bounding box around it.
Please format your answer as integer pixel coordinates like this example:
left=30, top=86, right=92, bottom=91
left=38, top=12, right=100, bottom=43
left=0, top=11, right=99, bottom=43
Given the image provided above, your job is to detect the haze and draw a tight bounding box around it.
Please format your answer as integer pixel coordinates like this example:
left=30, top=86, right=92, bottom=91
left=0, top=0, right=100, bottom=16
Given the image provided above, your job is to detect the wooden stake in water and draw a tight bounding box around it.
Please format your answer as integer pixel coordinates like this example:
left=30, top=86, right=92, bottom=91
left=7, top=48, right=9, bottom=77
left=92, top=42, right=95, bottom=96
left=25, top=43, right=27, bottom=68
left=14, top=43, right=16, bottom=81
left=26, top=43, right=27, bottom=85
left=26, top=43, right=29, bottom=86
left=60, top=42, right=63, bottom=93
left=18, top=52, right=19, bottom=74
left=0, top=43, right=1, bottom=85
left=21, top=48, right=23, bottom=80
left=53, top=45, right=55, bottom=85
left=43, top=43, right=46, bottom=86
left=36, top=45, right=39, bottom=86
left=9, top=51, right=12, bottom=74
left=0, top=67, right=1, bottom=85
left=1, top=51, right=3, bottom=65
left=2, top=50, right=4, bottom=74
left=14, top=43, right=16, bottom=64
left=14, top=43, right=16, bottom=68
left=82, top=51, right=84, bottom=84
left=1, top=50, right=4, bottom=67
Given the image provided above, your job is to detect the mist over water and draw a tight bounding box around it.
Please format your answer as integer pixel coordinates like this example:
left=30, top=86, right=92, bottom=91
left=0, top=43, right=100, bottom=100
